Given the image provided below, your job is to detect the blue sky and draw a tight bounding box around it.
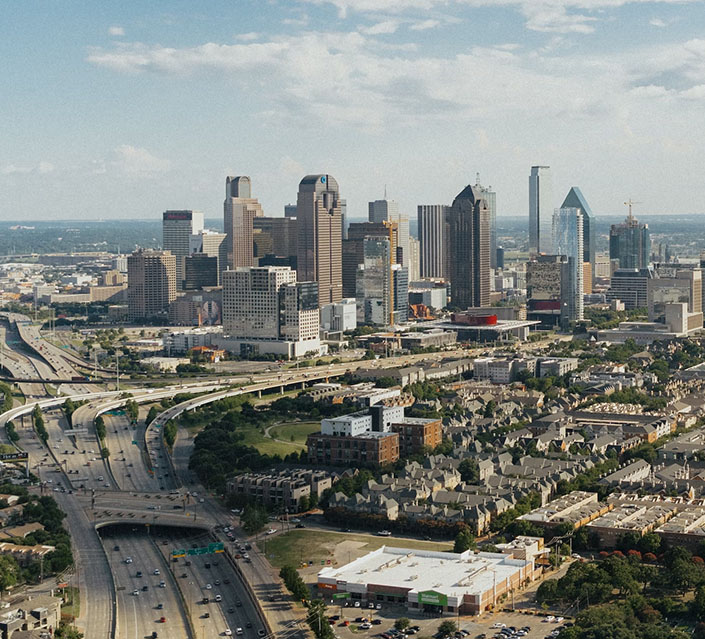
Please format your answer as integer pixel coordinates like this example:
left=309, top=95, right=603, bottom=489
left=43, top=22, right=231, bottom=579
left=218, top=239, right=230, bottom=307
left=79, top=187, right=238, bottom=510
left=2, top=0, right=705, bottom=223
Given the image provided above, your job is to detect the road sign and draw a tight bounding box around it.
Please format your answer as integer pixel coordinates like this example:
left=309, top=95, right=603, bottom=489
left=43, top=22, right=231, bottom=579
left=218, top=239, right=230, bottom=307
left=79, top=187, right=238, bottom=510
left=174, top=542, right=224, bottom=558
left=131, top=440, right=138, bottom=445
left=333, top=592, right=351, bottom=600
left=171, top=549, right=186, bottom=558
left=63, top=428, right=88, bottom=435
left=0, top=452, right=28, bottom=462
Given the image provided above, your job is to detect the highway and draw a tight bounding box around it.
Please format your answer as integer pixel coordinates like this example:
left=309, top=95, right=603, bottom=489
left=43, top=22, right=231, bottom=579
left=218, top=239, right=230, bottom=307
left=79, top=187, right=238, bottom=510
left=101, top=527, right=191, bottom=639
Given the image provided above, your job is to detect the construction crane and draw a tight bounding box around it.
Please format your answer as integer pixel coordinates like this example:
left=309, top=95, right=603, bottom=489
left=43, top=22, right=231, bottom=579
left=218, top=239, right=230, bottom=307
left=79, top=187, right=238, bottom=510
left=624, top=198, right=642, bottom=223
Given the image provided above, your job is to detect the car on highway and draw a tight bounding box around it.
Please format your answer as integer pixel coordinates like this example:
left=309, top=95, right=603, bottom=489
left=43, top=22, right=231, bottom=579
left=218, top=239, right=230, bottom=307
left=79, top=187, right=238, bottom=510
left=215, top=594, right=222, bottom=602
left=159, top=581, right=166, bottom=588
left=125, top=557, right=133, bottom=564
left=160, top=616, right=166, bottom=623
left=154, top=569, right=160, bottom=575
left=136, top=571, right=143, bottom=578
left=132, top=589, right=139, bottom=596
left=258, top=630, right=266, bottom=637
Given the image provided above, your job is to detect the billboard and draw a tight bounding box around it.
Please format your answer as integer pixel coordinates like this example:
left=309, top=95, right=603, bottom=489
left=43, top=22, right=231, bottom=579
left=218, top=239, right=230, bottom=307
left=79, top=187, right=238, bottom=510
left=0, top=452, right=28, bottom=462
left=417, top=590, right=448, bottom=606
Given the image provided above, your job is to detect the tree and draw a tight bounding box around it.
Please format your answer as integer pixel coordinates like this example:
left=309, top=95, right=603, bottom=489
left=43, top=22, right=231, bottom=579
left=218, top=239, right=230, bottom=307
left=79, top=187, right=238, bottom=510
left=395, top=618, right=410, bottom=631
left=0, top=555, right=18, bottom=590
left=453, top=529, right=475, bottom=553
left=94, top=416, right=106, bottom=441
left=438, top=621, right=458, bottom=637
left=146, top=406, right=159, bottom=425
left=458, top=458, right=479, bottom=483
left=241, top=504, right=268, bottom=535
left=307, top=599, right=335, bottom=639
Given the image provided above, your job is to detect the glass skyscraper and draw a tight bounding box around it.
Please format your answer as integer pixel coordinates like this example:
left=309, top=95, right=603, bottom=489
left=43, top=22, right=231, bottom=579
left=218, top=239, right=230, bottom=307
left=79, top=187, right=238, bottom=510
left=553, top=207, right=584, bottom=322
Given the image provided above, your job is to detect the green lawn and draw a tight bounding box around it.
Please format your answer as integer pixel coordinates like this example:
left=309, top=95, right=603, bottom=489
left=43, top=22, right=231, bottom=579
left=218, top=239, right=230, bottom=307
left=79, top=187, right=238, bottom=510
left=61, top=586, right=80, bottom=619
left=267, top=422, right=320, bottom=448
left=258, top=528, right=452, bottom=570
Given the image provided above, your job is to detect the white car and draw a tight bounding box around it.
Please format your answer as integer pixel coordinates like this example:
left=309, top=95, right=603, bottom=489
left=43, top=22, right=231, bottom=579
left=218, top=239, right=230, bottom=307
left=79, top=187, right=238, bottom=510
left=266, top=529, right=276, bottom=535
left=545, top=616, right=555, bottom=623
left=377, top=530, right=392, bottom=537
left=125, top=557, right=133, bottom=564
left=206, top=583, right=212, bottom=590
left=215, top=594, right=222, bottom=602
left=555, top=617, right=564, bottom=624
left=132, top=589, right=139, bottom=596
left=154, top=569, right=160, bottom=575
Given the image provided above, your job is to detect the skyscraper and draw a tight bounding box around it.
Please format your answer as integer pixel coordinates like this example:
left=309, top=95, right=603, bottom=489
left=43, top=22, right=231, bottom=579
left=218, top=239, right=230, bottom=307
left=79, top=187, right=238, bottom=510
left=189, top=229, right=227, bottom=285
left=417, top=205, right=448, bottom=279
left=553, top=207, right=584, bottom=322
left=446, top=185, right=490, bottom=309
left=162, top=210, right=204, bottom=289
left=561, top=187, right=595, bottom=272
left=529, top=166, right=553, bottom=255
left=610, top=204, right=651, bottom=269
left=369, top=198, right=409, bottom=265
left=474, top=175, right=497, bottom=269
left=296, top=174, right=343, bottom=307
left=127, top=249, right=176, bottom=321
left=224, top=175, right=263, bottom=270
left=344, top=221, right=398, bottom=298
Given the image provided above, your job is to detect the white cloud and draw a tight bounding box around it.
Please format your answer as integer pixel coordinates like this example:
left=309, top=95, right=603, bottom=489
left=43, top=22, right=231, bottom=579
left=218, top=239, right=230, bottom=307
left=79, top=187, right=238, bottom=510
left=1, top=162, right=54, bottom=175
left=235, top=32, right=260, bottom=41
left=649, top=17, right=667, bottom=27
left=108, top=26, right=125, bottom=37
left=112, top=145, right=171, bottom=174
left=409, top=19, right=441, bottom=30
left=359, top=20, right=400, bottom=34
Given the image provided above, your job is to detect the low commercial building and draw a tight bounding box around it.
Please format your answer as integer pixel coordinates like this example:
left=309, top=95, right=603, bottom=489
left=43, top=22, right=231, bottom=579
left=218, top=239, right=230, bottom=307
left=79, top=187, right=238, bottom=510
left=226, top=469, right=332, bottom=510
left=400, top=330, right=457, bottom=350
left=317, top=545, right=539, bottom=615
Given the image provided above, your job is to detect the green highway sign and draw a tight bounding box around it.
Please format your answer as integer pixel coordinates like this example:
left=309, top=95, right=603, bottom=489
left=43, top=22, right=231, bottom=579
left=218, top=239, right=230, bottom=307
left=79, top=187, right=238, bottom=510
left=172, top=549, right=186, bottom=557
left=131, top=440, right=138, bottom=445
left=173, top=542, right=224, bottom=558
left=332, top=592, right=351, bottom=600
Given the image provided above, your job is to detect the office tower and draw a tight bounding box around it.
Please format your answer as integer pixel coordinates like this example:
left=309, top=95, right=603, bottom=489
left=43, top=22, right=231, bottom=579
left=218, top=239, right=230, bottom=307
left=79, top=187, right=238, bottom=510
left=189, top=230, right=227, bottom=285
left=127, top=249, right=176, bottom=321
left=417, top=205, right=448, bottom=279
left=594, top=254, right=611, bottom=279
left=610, top=203, right=651, bottom=269
left=561, top=187, right=595, bottom=271
left=607, top=268, right=653, bottom=309
left=296, top=174, right=343, bottom=307
left=648, top=269, right=703, bottom=330
left=253, top=217, right=298, bottom=261
left=496, top=247, right=505, bottom=270
left=369, top=197, right=409, bottom=264
left=553, top=207, right=584, bottom=321
left=529, top=166, right=553, bottom=255
left=162, top=210, right=204, bottom=290
left=526, top=254, right=574, bottom=330
left=183, top=253, right=219, bottom=290
left=222, top=266, right=320, bottom=358
left=343, top=221, right=398, bottom=298
left=474, top=175, right=497, bottom=269
left=284, top=204, right=297, bottom=219
left=446, top=185, right=490, bottom=309
left=407, top=236, right=421, bottom=282
left=224, top=175, right=264, bottom=270
left=356, top=237, right=407, bottom=326
left=341, top=198, right=348, bottom=241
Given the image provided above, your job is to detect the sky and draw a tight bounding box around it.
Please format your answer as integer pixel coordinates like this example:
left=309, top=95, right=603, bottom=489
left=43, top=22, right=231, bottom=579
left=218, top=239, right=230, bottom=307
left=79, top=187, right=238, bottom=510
left=2, top=0, right=705, bottom=223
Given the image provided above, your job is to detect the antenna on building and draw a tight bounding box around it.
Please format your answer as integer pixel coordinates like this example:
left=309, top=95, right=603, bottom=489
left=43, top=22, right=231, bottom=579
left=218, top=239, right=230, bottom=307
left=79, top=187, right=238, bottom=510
left=384, top=184, right=387, bottom=200
left=476, top=172, right=481, bottom=186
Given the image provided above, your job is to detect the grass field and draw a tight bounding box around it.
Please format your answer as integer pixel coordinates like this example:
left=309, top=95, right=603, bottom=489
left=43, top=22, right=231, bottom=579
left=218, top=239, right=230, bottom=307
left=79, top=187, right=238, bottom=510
left=61, top=586, right=80, bottom=619
left=267, top=422, right=320, bottom=448
left=258, top=528, right=453, bottom=572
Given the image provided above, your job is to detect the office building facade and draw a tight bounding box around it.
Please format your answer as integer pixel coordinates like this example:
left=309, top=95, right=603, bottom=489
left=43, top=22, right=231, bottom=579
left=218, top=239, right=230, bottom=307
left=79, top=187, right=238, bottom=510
left=553, top=207, right=584, bottom=321
left=343, top=221, right=398, bottom=298
left=224, top=175, right=264, bottom=270
left=189, top=230, right=227, bottom=285
left=183, top=253, right=219, bottom=290
left=369, top=198, right=409, bottom=265
left=446, top=184, right=490, bottom=309
left=561, top=187, right=595, bottom=272
left=296, top=174, right=343, bottom=306
left=474, top=175, right=497, bottom=269
left=526, top=254, right=575, bottom=330
left=162, top=210, right=204, bottom=289
left=610, top=212, right=651, bottom=270
left=529, top=166, right=553, bottom=255
left=127, top=249, right=177, bottom=321
left=417, top=205, right=448, bottom=279
left=607, top=268, right=654, bottom=310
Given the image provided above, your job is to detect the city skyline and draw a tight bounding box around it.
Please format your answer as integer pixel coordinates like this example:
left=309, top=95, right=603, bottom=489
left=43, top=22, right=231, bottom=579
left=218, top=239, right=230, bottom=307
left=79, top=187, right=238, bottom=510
left=2, top=1, right=705, bottom=221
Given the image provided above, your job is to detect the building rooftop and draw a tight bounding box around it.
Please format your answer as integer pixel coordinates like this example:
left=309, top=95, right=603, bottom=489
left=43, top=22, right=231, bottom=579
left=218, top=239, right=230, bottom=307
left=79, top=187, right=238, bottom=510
left=318, top=546, right=529, bottom=600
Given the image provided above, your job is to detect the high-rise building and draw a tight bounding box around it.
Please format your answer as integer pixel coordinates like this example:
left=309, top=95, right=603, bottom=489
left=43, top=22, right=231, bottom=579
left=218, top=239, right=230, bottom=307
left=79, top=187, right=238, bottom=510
left=221, top=266, right=320, bottom=358
left=369, top=198, right=409, bottom=265
left=648, top=269, right=703, bottom=330
left=607, top=268, right=653, bottom=309
left=183, top=253, right=219, bottom=290
left=296, top=174, right=343, bottom=307
left=127, top=249, right=176, bottom=321
left=407, top=236, right=421, bottom=282
left=446, top=185, right=490, bottom=309
left=162, top=210, right=204, bottom=289
left=610, top=205, right=651, bottom=270
left=189, top=230, right=227, bottom=285
left=553, top=207, right=584, bottom=321
left=474, top=175, right=497, bottom=269
left=526, top=254, right=574, bottom=330
left=529, top=166, right=553, bottom=255
left=343, top=222, right=398, bottom=298
left=340, top=198, right=348, bottom=241
left=224, top=176, right=264, bottom=270
left=561, top=187, right=595, bottom=272
left=253, top=217, right=298, bottom=261
left=284, top=204, right=297, bottom=219
left=417, top=205, right=448, bottom=279
left=355, top=237, right=408, bottom=326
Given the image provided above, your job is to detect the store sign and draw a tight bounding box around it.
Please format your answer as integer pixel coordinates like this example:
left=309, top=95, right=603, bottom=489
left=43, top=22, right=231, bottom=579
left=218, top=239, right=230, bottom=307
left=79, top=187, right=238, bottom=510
left=418, top=590, right=448, bottom=606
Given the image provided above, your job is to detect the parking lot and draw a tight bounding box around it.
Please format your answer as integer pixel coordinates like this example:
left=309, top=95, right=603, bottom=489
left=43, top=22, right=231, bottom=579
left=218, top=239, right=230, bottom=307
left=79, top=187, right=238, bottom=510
left=326, top=603, right=570, bottom=639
